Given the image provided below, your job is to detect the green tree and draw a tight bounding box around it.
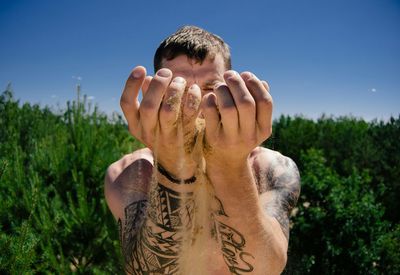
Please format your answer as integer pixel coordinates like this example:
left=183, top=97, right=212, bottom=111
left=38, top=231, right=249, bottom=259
left=0, top=88, right=142, bottom=273
left=284, top=149, right=397, bottom=274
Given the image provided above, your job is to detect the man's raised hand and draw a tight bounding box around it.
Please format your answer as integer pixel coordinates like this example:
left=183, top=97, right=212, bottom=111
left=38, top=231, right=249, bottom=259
left=120, top=66, right=201, bottom=178
left=201, top=70, right=273, bottom=165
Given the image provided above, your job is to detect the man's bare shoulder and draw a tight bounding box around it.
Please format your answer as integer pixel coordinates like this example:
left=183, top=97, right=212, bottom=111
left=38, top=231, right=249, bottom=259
left=250, top=147, right=300, bottom=193
left=106, top=148, right=154, bottom=184
left=105, top=148, right=154, bottom=220
left=250, top=146, right=292, bottom=163
left=250, top=147, right=301, bottom=240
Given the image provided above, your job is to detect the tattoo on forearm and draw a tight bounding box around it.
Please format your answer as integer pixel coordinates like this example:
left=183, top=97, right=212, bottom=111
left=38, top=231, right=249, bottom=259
left=212, top=197, right=255, bottom=274
left=119, top=182, right=194, bottom=274
left=210, top=196, right=227, bottom=238
left=217, top=221, right=255, bottom=274
left=119, top=200, right=148, bottom=273
left=120, top=181, right=258, bottom=274
left=147, top=183, right=195, bottom=231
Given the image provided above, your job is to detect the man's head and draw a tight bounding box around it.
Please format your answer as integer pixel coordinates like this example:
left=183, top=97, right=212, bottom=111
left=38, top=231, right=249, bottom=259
left=154, top=26, right=231, bottom=72
left=153, top=26, right=231, bottom=96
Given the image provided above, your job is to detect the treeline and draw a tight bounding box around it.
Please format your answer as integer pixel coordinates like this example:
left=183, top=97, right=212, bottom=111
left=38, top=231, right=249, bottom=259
left=0, top=88, right=399, bottom=274
left=265, top=116, right=400, bottom=274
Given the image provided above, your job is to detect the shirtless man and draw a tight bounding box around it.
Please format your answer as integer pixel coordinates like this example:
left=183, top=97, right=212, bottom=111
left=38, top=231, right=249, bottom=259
left=105, top=26, right=300, bottom=275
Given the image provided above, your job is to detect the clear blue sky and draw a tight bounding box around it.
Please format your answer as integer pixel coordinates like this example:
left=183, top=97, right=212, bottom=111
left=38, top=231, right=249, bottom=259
left=1, top=0, right=399, bottom=121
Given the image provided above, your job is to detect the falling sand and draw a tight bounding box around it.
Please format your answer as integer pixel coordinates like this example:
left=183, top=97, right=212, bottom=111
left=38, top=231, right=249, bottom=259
left=151, top=92, right=219, bottom=274
left=177, top=120, right=216, bottom=275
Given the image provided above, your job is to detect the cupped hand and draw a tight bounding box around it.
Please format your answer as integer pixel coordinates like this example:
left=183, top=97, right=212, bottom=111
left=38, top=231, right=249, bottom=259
left=120, top=66, right=202, bottom=179
left=201, top=70, right=273, bottom=167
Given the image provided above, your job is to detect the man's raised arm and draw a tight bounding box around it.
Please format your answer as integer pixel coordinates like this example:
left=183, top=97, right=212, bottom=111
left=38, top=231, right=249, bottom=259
left=106, top=66, right=205, bottom=274
left=201, top=70, right=299, bottom=274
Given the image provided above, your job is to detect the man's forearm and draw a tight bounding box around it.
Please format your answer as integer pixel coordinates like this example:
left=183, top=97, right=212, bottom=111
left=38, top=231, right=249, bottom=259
left=207, top=159, right=288, bottom=275
left=119, top=166, right=196, bottom=274
left=119, top=158, right=287, bottom=274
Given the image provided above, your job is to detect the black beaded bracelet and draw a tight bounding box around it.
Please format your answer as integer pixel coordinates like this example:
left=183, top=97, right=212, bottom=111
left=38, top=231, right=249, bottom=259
left=157, top=163, right=197, bottom=184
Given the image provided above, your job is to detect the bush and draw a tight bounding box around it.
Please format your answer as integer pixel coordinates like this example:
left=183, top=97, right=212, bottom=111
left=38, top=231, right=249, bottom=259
left=269, top=114, right=400, bottom=223
left=0, top=87, right=142, bottom=273
left=1, top=87, right=398, bottom=273
left=284, top=149, right=398, bottom=274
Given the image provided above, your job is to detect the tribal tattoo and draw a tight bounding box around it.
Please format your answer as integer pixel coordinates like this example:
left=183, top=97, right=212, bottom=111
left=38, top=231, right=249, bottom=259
left=119, top=182, right=194, bottom=274
left=118, top=162, right=297, bottom=275
left=147, top=183, right=195, bottom=231
left=119, top=200, right=147, bottom=267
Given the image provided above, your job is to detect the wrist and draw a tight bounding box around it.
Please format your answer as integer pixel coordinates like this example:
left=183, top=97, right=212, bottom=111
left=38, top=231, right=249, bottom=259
left=156, top=154, right=197, bottom=179
left=206, top=153, right=248, bottom=171
left=157, top=162, right=197, bottom=184
left=205, top=156, right=251, bottom=182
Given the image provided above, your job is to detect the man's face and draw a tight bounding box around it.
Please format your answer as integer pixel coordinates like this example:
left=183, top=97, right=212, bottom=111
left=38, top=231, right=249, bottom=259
left=161, top=54, right=226, bottom=97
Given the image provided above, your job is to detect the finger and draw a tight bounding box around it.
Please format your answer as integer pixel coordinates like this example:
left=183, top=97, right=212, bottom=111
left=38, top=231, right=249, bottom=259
left=120, top=66, right=146, bottom=132
left=140, top=68, right=173, bottom=136
left=214, top=83, right=238, bottom=137
left=261, top=80, right=270, bottom=93
left=241, top=72, right=273, bottom=140
left=182, top=84, right=201, bottom=124
left=159, top=76, right=186, bottom=133
left=142, top=75, right=153, bottom=96
left=181, top=84, right=202, bottom=152
left=201, top=93, right=219, bottom=142
left=224, top=71, right=256, bottom=133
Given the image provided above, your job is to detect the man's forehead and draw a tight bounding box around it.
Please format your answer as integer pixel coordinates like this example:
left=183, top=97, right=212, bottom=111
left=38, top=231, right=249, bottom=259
left=162, top=54, right=225, bottom=82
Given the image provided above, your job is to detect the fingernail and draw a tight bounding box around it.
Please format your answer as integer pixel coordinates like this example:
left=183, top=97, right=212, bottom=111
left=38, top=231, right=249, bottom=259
left=207, top=94, right=216, bottom=106
left=189, top=84, right=199, bottom=90
left=224, top=70, right=238, bottom=79
left=214, top=82, right=225, bottom=90
left=241, top=72, right=253, bottom=81
left=187, top=93, right=200, bottom=109
left=157, top=68, right=172, bottom=77
left=133, top=69, right=143, bottom=78
left=172, top=76, right=186, bottom=83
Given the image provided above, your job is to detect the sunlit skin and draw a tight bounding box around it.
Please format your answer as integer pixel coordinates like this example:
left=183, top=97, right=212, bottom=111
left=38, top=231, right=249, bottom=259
left=120, top=54, right=272, bottom=178
left=106, top=53, right=300, bottom=274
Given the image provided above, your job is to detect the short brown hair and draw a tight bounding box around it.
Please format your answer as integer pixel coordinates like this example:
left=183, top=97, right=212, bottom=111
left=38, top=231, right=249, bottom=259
left=153, top=25, right=231, bottom=72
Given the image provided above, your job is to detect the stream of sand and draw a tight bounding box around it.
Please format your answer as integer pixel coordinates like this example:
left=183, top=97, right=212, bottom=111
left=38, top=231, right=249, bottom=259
left=151, top=92, right=218, bottom=274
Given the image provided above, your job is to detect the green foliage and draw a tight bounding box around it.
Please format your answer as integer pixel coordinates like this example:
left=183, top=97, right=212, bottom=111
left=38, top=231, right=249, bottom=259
left=284, top=149, right=396, bottom=274
left=268, top=115, right=400, bottom=274
left=269, top=114, right=400, bottom=222
left=0, top=87, right=143, bottom=273
left=0, top=87, right=399, bottom=273
left=376, top=224, right=400, bottom=273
